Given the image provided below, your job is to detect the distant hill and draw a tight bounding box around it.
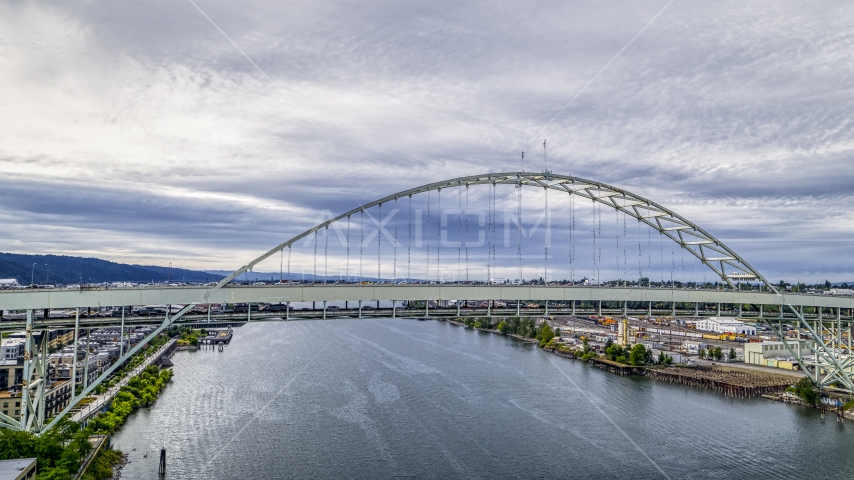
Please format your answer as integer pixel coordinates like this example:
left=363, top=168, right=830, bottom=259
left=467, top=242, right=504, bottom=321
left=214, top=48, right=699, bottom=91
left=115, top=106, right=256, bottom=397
left=0, top=252, right=223, bottom=285
left=204, top=270, right=417, bottom=283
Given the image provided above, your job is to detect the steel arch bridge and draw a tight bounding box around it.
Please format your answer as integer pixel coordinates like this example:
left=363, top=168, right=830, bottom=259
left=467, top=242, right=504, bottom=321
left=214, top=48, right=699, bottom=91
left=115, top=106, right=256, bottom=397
left=2, top=171, right=853, bottom=433
left=222, top=172, right=764, bottom=289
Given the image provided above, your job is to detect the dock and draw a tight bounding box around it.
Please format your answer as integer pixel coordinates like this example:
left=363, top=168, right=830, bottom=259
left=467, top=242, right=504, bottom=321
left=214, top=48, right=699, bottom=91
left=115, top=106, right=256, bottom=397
left=200, top=327, right=233, bottom=345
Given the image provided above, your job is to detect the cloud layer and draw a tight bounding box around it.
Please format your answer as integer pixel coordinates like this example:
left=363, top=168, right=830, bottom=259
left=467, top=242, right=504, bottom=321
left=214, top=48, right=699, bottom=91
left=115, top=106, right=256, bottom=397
left=1, top=0, right=853, bottom=282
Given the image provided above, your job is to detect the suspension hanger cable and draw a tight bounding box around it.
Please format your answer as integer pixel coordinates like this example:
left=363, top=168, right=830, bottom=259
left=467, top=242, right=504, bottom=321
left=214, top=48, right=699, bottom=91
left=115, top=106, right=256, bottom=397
left=596, top=204, right=602, bottom=285
left=517, top=179, right=523, bottom=283
left=324, top=225, right=329, bottom=284
left=592, top=197, right=596, bottom=284
left=394, top=198, right=398, bottom=283
left=378, top=203, right=382, bottom=282
left=406, top=195, right=412, bottom=283
left=313, top=230, right=318, bottom=282
left=623, top=212, right=627, bottom=286
left=492, top=182, right=497, bottom=282
left=637, top=216, right=642, bottom=282
left=426, top=191, right=431, bottom=282
left=465, top=185, right=470, bottom=282
left=568, top=190, right=572, bottom=283
left=659, top=227, right=663, bottom=286
left=670, top=246, right=676, bottom=288
left=360, top=208, right=364, bottom=281
left=346, top=215, right=351, bottom=281
left=544, top=186, right=549, bottom=285
left=458, top=185, right=462, bottom=283
left=570, top=190, right=575, bottom=283
left=615, top=206, right=619, bottom=284
left=287, top=245, right=291, bottom=283
left=437, top=188, right=442, bottom=283
left=487, top=183, right=492, bottom=283
left=279, top=248, right=283, bottom=283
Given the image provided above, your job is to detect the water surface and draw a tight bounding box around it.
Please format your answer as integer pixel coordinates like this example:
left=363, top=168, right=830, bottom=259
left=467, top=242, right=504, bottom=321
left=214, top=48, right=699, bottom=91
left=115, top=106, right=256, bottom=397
left=113, top=319, right=854, bottom=479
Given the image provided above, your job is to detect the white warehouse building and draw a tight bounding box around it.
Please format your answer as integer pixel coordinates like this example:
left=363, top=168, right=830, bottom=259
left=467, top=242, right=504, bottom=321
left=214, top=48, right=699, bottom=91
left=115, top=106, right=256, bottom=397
left=695, top=317, right=756, bottom=336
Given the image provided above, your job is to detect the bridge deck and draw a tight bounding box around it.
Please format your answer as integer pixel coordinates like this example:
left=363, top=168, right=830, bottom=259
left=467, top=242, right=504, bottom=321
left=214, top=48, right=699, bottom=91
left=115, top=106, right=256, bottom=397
left=2, top=285, right=852, bottom=312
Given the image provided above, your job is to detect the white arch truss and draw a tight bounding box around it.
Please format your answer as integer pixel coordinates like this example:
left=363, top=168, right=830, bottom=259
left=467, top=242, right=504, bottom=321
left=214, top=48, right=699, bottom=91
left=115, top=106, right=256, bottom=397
left=218, top=172, right=774, bottom=292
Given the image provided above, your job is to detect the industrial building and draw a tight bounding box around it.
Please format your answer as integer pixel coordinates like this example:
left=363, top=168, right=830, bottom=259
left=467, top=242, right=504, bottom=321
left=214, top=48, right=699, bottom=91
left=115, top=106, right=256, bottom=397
left=743, top=341, right=813, bottom=370
left=695, top=317, right=756, bottom=336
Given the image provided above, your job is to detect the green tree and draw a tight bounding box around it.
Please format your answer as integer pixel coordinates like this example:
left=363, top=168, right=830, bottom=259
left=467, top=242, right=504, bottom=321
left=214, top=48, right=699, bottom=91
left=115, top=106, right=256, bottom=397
left=629, top=344, right=647, bottom=366
left=537, top=323, right=555, bottom=347
left=698, top=348, right=706, bottom=359
left=713, top=347, right=724, bottom=361
left=497, top=321, right=507, bottom=334
left=605, top=343, right=624, bottom=361
left=728, top=348, right=737, bottom=361
left=657, top=351, right=665, bottom=364
left=790, top=377, right=819, bottom=405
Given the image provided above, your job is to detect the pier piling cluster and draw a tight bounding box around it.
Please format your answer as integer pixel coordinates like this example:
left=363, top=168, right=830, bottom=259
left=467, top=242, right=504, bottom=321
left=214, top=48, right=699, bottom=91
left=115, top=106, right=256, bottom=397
left=645, top=366, right=792, bottom=398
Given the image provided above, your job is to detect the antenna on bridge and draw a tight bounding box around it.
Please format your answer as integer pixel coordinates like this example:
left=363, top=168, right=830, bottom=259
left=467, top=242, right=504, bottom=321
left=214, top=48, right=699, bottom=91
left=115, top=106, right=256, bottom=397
left=521, top=151, right=524, bottom=172
left=543, top=139, right=547, bottom=173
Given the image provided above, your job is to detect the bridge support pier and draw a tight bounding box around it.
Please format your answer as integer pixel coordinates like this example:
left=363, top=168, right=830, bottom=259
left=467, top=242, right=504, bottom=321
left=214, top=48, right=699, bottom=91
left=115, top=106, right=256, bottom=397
left=717, top=303, right=721, bottom=316
left=393, top=301, right=396, bottom=318
left=286, top=302, right=290, bottom=321
left=248, top=303, right=251, bottom=322
left=648, top=302, right=652, bottom=318
left=207, top=304, right=211, bottom=323
left=21, top=310, right=32, bottom=430
left=426, top=300, right=429, bottom=318
left=623, top=301, right=627, bottom=317
left=323, top=300, right=327, bottom=320
left=571, top=300, right=576, bottom=316
left=359, top=300, right=362, bottom=319
left=671, top=302, right=676, bottom=317
left=457, top=301, right=461, bottom=317
left=759, top=304, right=763, bottom=318
left=597, top=301, right=602, bottom=316
left=545, top=300, right=548, bottom=317
left=9, top=309, right=49, bottom=433
left=738, top=303, right=742, bottom=318
left=517, top=300, right=520, bottom=318
left=695, top=302, right=699, bottom=317
left=488, top=300, right=491, bottom=317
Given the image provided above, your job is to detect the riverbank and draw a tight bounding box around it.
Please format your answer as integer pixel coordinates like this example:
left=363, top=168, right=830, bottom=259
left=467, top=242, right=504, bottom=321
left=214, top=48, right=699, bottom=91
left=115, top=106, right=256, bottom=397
left=439, top=317, right=815, bottom=402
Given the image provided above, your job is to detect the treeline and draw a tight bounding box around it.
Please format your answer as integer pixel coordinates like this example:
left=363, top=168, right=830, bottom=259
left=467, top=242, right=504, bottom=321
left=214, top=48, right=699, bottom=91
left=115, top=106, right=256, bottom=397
left=89, top=365, right=173, bottom=433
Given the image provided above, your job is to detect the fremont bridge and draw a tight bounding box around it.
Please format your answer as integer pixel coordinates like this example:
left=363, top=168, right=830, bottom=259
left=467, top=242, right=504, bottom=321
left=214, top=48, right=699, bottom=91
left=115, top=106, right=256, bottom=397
left=2, top=172, right=853, bottom=433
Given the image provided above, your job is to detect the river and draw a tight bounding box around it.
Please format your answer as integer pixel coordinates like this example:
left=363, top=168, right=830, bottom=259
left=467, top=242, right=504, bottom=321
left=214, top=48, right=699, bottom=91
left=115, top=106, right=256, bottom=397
left=112, top=319, right=854, bottom=479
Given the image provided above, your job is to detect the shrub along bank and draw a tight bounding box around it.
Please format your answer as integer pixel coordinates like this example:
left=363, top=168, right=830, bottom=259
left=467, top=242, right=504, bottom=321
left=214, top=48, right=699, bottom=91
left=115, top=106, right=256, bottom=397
left=89, top=365, right=173, bottom=434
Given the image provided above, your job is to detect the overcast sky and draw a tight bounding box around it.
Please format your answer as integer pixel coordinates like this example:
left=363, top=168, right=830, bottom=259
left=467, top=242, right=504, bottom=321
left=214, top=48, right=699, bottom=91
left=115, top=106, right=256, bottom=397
left=1, top=0, right=853, bottom=282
